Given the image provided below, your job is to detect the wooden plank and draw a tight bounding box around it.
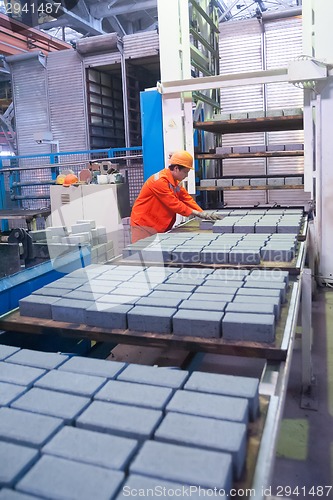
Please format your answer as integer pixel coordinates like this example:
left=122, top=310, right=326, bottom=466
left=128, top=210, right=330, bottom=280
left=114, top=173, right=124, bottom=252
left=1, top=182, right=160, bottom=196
left=194, top=115, right=303, bottom=134
left=0, top=291, right=293, bottom=362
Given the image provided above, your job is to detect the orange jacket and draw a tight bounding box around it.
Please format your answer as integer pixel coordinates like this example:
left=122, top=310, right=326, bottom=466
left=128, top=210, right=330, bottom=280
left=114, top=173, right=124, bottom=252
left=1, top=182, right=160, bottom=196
left=130, top=168, right=202, bottom=234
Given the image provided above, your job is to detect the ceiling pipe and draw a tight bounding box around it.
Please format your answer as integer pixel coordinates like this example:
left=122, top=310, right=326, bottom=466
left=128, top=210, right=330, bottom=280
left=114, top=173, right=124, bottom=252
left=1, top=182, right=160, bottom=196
left=261, top=6, right=302, bottom=22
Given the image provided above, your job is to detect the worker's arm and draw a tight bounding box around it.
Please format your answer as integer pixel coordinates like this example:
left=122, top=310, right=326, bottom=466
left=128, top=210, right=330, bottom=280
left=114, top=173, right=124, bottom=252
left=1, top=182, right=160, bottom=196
left=178, top=185, right=203, bottom=212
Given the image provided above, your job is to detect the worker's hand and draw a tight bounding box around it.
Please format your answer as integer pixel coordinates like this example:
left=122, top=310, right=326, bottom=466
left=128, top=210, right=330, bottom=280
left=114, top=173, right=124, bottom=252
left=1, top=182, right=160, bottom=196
left=192, top=210, right=221, bottom=221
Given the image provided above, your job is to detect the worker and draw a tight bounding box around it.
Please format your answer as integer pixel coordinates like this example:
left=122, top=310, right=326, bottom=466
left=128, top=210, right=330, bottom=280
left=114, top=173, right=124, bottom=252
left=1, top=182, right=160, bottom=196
left=130, top=150, right=219, bottom=243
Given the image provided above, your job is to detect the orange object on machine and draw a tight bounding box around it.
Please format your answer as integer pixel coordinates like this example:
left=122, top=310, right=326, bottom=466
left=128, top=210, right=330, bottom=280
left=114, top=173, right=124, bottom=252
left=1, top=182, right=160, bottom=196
left=62, top=174, right=79, bottom=187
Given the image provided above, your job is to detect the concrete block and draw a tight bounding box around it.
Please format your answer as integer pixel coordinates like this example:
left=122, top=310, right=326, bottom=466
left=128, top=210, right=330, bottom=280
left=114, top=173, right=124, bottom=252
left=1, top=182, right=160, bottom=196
left=16, top=455, right=124, bottom=500
left=118, top=363, right=188, bottom=389
left=45, top=278, right=87, bottom=289
left=0, top=489, right=39, bottom=499
left=237, top=287, right=281, bottom=301
left=110, top=287, right=151, bottom=297
left=5, top=349, right=68, bottom=370
left=12, top=387, right=90, bottom=423
left=58, top=357, right=125, bottom=379
left=166, top=390, right=248, bottom=424
left=85, top=303, right=133, bottom=329
left=200, top=249, right=229, bottom=264
left=233, top=178, right=249, bottom=186
left=233, top=292, right=281, bottom=318
left=213, top=112, right=231, bottom=120
left=34, top=369, right=106, bottom=397
left=97, top=294, right=139, bottom=306
left=267, top=177, right=285, bottom=186
left=266, top=109, right=283, bottom=117
left=19, top=295, right=61, bottom=319
left=243, top=280, right=287, bottom=302
left=129, top=440, right=232, bottom=491
left=250, top=269, right=289, bottom=285
left=0, top=362, right=45, bottom=387
left=229, top=250, right=261, bottom=265
left=216, top=146, right=232, bottom=154
left=250, top=178, right=267, bottom=186
left=127, top=306, right=177, bottom=334
left=199, top=219, right=215, bottom=230
left=210, top=269, right=250, bottom=280
left=178, top=300, right=226, bottom=313
left=248, top=110, right=265, bottom=118
left=0, top=441, right=38, bottom=487
left=267, top=144, right=285, bottom=151
left=165, top=276, right=205, bottom=286
left=226, top=301, right=275, bottom=319
left=189, top=292, right=235, bottom=302
left=0, top=382, right=27, bottom=407
left=249, top=145, right=266, bottom=153
left=255, top=224, right=277, bottom=233
left=185, top=371, right=259, bottom=421
left=64, top=290, right=104, bottom=301
left=0, top=407, right=63, bottom=448
left=0, top=345, right=20, bottom=361
left=76, top=219, right=96, bottom=229
left=77, top=283, right=116, bottom=294
left=72, top=223, right=92, bottom=234
left=172, top=309, right=224, bottom=338
left=171, top=248, right=202, bottom=264
left=51, top=298, right=95, bottom=323
left=47, top=226, right=68, bottom=237
left=283, top=108, right=303, bottom=116
left=231, top=111, right=248, bottom=119
left=148, top=290, right=191, bottom=301
left=76, top=400, right=162, bottom=442
left=201, top=279, right=244, bottom=288
left=216, top=178, right=233, bottom=187
left=95, top=379, right=173, bottom=410
left=117, top=475, right=204, bottom=500
left=232, top=146, right=250, bottom=153
left=233, top=223, right=255, bottom=233
left=154, top=412, right=246, bottom=479
left=222, top=312, right=275, bottom=343
left=42, top=426, right=137, bottom=471
left=136, top=296, right=183, bottom=308
left=195, top=285, right=239, bottom=296
left=200, top=179, right=216, bottom=187
left=31, top=287, right=66, bottom=298
left=154, top=283, right=196, bottom=293
left=285, top=143, right=304, bottom=150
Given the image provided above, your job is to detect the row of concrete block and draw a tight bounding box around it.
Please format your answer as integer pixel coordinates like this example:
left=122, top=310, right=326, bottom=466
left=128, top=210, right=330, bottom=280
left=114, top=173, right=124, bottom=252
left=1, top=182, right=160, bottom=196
left=215, top=143, right=304, bottom=154
left=19, top=265, right=288, bottom=341
left=0, top=346, right=260, bottom=496
left=200, top=177, right=303, bottom=188
left=211, top=108, right=303, bottom=121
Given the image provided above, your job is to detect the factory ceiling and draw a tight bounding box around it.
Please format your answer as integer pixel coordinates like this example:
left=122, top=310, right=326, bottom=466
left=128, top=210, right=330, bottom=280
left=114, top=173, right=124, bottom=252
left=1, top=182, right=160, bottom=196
left=0, top=0, right=302, bottom=41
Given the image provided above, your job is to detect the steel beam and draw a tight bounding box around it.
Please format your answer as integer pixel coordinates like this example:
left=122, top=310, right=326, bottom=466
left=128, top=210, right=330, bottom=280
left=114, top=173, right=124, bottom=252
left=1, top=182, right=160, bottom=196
left=90, top=0, right=157, bottom=20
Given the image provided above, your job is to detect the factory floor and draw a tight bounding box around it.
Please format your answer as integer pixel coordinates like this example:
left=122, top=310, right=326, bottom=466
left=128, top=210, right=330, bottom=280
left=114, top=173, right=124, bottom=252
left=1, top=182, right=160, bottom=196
left=272, top=287, right=333, bottom=496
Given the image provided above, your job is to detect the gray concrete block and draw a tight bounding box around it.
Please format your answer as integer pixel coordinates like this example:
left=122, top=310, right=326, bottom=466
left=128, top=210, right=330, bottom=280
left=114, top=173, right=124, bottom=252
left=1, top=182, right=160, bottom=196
left=222, top=312, right=275, bottom=343
left=285, top=142, right=304, bottom=150
left=189, top=292, right=235, bottom=302
left=97, top=294, right=139, bottom=306
left=42, top=426, right=137, bottom=471
left=233, top=178, right=249, bottom=187
left=0, top=407, right=63, bottom=448
left=0, top=382, right=27, bottom=407
left=19, top=295, right=61, bottom=319
left=237, top=287, right=281, bottom=300
left=85, top=303, right=133, bottom=329
left=267, top=144, right=285, bottom=151
left=232, top=146, right=250, bottom=154
left=165, top=276, right=205, bottom=286
left=77, top=283, right=116, bottom=294
left=266, top=109, right=283, bottom=117
left=154, top=283, right=196, bottom=293
left=5, top=349, right=68, bottom=370
left=216, top=146, right=232, bottom=154
left=76, top=400, right=162, bottom=442
left=233, top=294, right=281, bottom=317
left=0, top=345, right=20, bottom=361
left=147, top=290, right=192, bottom=301
left=229, top=250, right=261, bottom=265
left=201, top=279, right=244, bottom=288
left=118, top=364, right=189, bottom=389
left=58, top=357, right=125, bottom=379
left=243, top=280, right=286, bottom=302
left=109, top=286, right=151, bottom=297
left=51, top=298, right=95, bottom=323
left=210, top=269, right=249, bottom=280
left=284, top=176, right=303, bottom=185
left=16, top=455, right=124, bottom=500
left=136, top=296, right=183, bottom=308
left=0, top=441, right=39, bottom=487
left=249, top=145, right=266, bottom=153
left=34, top=369, right=106, bottom=397
left=195, top=285, right=239, bottom=296
left=250, top=269, right=289, bottom=285
left=171, top=248, right=202, bottom=264
left=127, top=306, right=176, bottom=334
left=231, top=111, right=248, bottom=119
left=167, top=390, right=248, bottom=424
left=267, top=177, right=285, bottom=186
left=178, top=300, right=226, bottom=313
left=226, top=301, right=275, bottom=319
left=216, top=178, right=233, bottom=187
left=64, top=290, right=105, bottom=301
left=172, top=310, right=223, bottom=338
left=11, top=387, right=90, bottom=423
left=200, top=249, right=229, bottom=264
left=200, top=179, right=216, bottom=187
left=185, top=371, right=259, bottom=421
left=76, top=219, right=96, bottom=229
left=0, top=362, right=45, bottom=387
left=154, top=412, right=246, bottom=479
left=31, top=287, right=66, bottom=298
left=129, top=440, right=232, bottom=491
left=248, top=110, right=265, bottom=118
left=94, top=379, right=173, bottom=410
left=255, top=224, right=277, bottom=233
left=0, top=489, right=39, bottom=499
left=117, top=475, right=204, bottom=499
left=72, top=223, right=92, bottom=234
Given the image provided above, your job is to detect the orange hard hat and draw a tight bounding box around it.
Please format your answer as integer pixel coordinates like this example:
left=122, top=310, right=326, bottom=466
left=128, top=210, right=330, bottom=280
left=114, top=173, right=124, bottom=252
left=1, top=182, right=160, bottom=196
left=169, top=150, right=194, bottom=170
left=62, top=174, right=79, bottom=187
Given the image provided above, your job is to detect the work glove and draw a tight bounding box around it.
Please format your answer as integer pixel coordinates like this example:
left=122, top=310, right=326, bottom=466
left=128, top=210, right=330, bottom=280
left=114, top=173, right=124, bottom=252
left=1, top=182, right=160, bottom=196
left=192, top=210, right=221, bottom=221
